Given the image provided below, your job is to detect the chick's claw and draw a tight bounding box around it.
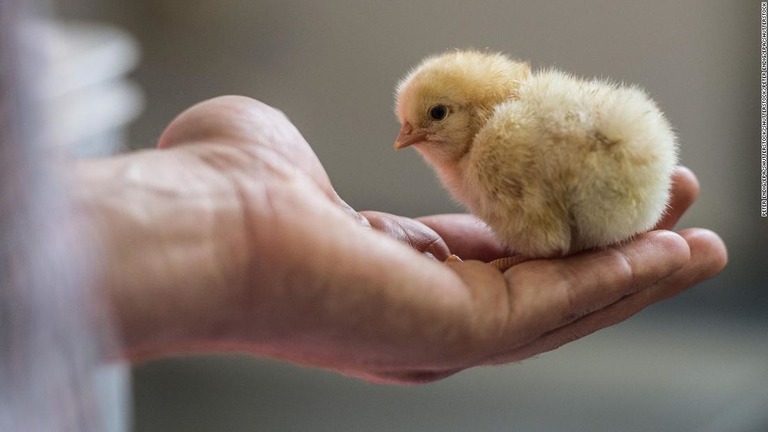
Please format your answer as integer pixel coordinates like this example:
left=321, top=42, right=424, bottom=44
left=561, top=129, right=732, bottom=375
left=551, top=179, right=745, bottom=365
left=445, top=253, right=529, bottom=272
left=489, top=256, right=532, bottom=272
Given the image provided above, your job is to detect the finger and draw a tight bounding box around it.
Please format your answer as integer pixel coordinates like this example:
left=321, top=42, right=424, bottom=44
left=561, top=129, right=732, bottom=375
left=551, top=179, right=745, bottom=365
left=499, top=230, right=690, bottom=346
left=654, top=166, right=699, bottom=230
left=360, top=211, right=451, bottom=260
left=417, top=213, right=508, bottom=261
left=487, top=228, right=726, bottom=364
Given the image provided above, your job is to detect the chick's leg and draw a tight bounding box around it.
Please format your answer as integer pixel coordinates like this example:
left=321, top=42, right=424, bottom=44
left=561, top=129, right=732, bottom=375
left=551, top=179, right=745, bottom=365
left=445, top=254, right=530, bottom=272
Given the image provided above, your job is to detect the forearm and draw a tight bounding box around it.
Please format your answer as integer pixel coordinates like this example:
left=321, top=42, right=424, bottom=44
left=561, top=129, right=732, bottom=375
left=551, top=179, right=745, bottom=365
left=72, top=149, right=251, bottom=359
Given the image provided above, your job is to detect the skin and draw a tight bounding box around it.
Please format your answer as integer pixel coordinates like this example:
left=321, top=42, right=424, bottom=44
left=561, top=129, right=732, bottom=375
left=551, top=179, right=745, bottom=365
left=73, top=96, right=726, bottom=385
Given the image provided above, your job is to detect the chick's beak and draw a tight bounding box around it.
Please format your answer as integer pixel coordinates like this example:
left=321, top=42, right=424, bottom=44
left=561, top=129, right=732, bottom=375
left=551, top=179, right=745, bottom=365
left=394, top=122, right=427, bottom=150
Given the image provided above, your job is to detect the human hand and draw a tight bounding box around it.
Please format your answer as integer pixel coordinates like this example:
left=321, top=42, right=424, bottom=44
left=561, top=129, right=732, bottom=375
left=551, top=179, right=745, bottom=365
left=78, top=96, right=726, bottom=384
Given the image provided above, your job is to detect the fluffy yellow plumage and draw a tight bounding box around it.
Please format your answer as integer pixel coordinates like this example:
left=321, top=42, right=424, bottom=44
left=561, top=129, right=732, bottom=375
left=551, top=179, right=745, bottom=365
left=394, top=50, right=678, bottom=258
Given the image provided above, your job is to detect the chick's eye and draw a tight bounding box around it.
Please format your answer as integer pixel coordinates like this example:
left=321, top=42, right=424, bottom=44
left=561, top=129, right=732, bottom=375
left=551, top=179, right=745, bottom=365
left=428, top=105, right=448, bottom=121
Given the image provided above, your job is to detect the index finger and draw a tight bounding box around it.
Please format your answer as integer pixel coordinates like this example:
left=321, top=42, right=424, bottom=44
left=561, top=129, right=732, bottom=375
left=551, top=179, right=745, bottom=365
left=491, top=228, right=727, bottom=363
left=498, top=230, right=690, bottom=347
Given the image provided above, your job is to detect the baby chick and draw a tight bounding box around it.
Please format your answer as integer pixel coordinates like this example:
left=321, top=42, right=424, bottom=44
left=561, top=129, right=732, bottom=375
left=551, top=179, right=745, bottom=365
left=394, top=50, right=678, bottom=258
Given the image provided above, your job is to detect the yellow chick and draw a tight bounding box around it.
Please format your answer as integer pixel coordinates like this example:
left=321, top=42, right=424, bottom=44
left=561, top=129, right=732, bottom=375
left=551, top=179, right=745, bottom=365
left=394, top=50, right=678, bottom=258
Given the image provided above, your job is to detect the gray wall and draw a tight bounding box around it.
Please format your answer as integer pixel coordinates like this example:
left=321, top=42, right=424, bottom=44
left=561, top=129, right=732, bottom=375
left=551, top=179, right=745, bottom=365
left=58, top=0, right=765, bottom=308
left=55, top=1, right=768, bottom=431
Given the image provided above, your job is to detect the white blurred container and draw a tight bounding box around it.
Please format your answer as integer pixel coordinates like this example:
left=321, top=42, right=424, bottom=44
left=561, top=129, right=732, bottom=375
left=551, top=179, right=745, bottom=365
left=38, top=20, right=144, bottom=157
left=27, top=19, right=141, bottom=432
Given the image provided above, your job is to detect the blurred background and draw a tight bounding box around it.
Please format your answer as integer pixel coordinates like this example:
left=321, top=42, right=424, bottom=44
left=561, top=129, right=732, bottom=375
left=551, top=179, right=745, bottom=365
left=49, top=1, right=767, bottom=431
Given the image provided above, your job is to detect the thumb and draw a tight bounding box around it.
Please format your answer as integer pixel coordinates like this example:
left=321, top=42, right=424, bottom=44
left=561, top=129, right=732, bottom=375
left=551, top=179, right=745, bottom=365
left=157, top=96, right=359, bottom=220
